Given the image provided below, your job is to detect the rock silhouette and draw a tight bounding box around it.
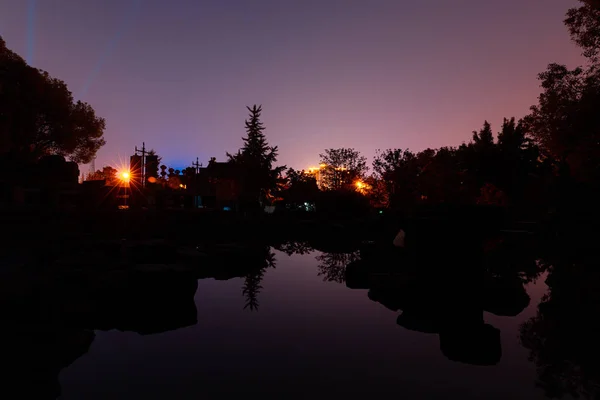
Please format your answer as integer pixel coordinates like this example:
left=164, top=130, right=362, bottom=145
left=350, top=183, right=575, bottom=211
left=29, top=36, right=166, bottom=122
left=0, top=327, right=94, bottom=399
left=345, top=229, right=533, bottom=366
left=0, top=265, right=199, bottom=335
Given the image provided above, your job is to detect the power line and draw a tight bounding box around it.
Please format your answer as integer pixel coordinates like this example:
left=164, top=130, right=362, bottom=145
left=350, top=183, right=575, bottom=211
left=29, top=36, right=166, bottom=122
left=134, top=142, right=147, bottom=187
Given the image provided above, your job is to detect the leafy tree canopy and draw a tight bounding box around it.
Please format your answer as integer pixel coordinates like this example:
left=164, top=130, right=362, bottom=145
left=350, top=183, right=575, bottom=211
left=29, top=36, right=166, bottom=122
left=227, top=105, right=285, bottom=207
left=86, top=166, right=118, bottom=186
left=0, top=36, right=106, bottom=164
left=524, top=0, right=600, bottom=184
left=319, top=148, right=367, bottom=190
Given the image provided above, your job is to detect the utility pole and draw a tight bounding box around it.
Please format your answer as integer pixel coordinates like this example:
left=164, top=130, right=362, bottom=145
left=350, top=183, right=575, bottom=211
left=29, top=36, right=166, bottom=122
left=134, top=142, right=147, bottom=187
left=192, top=157, right=202, bottom=174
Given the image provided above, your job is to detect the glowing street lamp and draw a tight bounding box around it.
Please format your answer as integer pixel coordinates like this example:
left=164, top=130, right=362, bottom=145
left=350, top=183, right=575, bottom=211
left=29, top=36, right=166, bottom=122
left=120, top=171, right=130, bottom=183
left=118, top=170, right=131, bottom=209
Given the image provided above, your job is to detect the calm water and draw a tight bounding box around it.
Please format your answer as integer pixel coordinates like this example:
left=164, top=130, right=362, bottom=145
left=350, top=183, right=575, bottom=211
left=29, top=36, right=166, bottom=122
left=56, top=249, right=554, bottom=400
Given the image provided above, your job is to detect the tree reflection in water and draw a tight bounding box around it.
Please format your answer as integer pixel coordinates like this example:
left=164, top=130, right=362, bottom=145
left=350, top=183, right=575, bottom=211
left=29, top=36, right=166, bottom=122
left=273, top=241, right=360, bottom=283
left=274, top=241, right=314, bottom=256
left=520, top=251, right=600, bottom=399
left=316, top=251, right=360, bottom=283
left=242, top=248, right=277, bottom=311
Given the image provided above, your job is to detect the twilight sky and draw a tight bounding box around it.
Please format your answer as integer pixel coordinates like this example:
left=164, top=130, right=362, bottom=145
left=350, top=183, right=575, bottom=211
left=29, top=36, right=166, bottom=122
left=0, top=0, right=585, bottom=171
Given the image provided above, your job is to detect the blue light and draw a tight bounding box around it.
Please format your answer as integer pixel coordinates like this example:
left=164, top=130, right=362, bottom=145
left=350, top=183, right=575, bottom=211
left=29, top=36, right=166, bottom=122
left=223, top=206, right=231, bottom=211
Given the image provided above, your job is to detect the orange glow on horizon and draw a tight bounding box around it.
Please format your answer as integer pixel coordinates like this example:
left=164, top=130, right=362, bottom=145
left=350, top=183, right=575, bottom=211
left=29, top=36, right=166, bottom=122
left=305, top=163, right=339, bottom=173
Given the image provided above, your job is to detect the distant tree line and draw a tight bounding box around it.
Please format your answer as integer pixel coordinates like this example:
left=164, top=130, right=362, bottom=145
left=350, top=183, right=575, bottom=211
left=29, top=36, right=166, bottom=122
left=2, top=1, right=597, bottom=218
left=281, top=0, right=600, bottom=216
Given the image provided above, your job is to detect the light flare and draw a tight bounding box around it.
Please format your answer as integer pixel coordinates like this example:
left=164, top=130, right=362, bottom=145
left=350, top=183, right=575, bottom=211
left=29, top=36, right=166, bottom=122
left=355, top=180, right=371, bottom=194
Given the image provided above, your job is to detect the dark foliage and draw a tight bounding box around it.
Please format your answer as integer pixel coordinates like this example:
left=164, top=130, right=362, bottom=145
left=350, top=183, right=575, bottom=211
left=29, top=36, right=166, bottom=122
left=228, top=105, right=285, bottom=210
left=0, top=36, right=105, bottom=164
left=520, top=251, right=600, bottom=399
left=319, top=148, right=367, bottom=190
left=280, top=168, right=320, bottom=206
left=316, top=189, right=371, bottom=219
left=86, top=166, right=118, bottom=186
left=315, top=251, right=360, bottom=283
left=242, top=248, right=276, bottom=311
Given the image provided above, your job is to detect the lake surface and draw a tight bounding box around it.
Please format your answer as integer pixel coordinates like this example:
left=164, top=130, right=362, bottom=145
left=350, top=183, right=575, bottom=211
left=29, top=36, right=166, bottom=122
left=55, top=248, right=559, bottom=400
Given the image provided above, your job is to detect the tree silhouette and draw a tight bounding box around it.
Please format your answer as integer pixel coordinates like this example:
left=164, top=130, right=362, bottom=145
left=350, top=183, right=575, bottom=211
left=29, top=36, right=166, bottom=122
left=472, top=121, right=494, bottom=148
left=418, top=147, right=471, bottom=204
left=228, top=105, right=285, bottom=210
left=566, top=1, right=600, bottom=63
left=364, top=175, right=389, bottom=208
left=495, top=118, right=543, bottom=205
left=524, top=1, right=600, bottom=192
left=280, top=168, right=320, bottom=207
left=86, top=166, right=118, bottom=186
left=524, top=64, right=600, bottom=186
left=372, top=147, right=474, bottom=207
left=583, top=0, right=600, bottom=11
left=0, top=36, right=105, bottom=163
left=319, top=148, right=368, bottom=191
left=372, top=148, right=419, bottom=207
left=164, top=167, right=182, bottom=189
left=497, top=118, right=527, bottom=153
left=145, top=149, right=161, bottom=181
left=462, top=121, right=501, bottom=193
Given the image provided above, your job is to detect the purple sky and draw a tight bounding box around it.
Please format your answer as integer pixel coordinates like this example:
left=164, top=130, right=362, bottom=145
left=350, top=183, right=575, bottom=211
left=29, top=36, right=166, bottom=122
left=0, top=0, right=585, bottom=171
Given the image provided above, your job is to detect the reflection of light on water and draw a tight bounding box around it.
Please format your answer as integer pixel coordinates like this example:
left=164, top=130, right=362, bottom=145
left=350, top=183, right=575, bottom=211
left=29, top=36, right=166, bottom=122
left=57, top=247, right=552, bottom=399
left=118, top=205, right=129, bottom=210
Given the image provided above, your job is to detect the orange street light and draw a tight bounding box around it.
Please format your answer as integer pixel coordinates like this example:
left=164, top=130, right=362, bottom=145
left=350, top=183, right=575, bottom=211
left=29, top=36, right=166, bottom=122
left=117, top=170, right=131, bottom=209
left=355, top=180, right=370, bottom=194
left=119, top=171, right=130, bottom=184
